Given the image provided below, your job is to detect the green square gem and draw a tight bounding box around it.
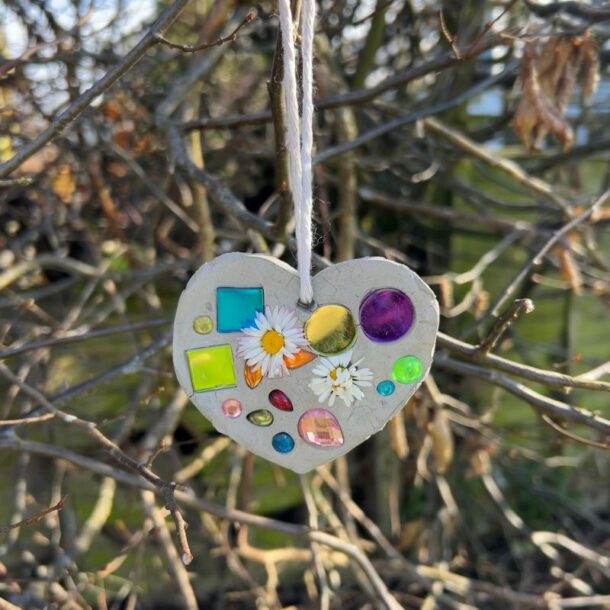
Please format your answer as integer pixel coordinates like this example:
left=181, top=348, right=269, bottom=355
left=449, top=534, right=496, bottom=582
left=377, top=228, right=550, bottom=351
left=186, top=344, right=236, bottom=392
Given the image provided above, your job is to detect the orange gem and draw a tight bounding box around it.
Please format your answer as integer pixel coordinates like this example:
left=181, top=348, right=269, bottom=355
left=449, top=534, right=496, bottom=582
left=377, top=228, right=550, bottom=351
left=284, top=350, right=316, bottom=369
left=244, top=363, right=262, bottom=389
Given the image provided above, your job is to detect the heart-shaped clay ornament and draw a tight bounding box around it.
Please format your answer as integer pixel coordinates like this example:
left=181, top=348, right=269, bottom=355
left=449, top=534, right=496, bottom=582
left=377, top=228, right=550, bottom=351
left=173, top=253, right=439, bottom=473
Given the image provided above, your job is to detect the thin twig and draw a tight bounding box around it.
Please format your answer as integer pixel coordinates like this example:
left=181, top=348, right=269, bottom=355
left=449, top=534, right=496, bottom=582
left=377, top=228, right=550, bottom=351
left=470, top=188, right=610, bottom=333
left=359, top=186, right=543, bottom=236
left=0, top=496, right=66, bottom=533
left=423, top=116, right=571, bottom=214
left=436, top=331, right=610, bottom=393
left=162, top=486, right=193, bottom=565
left=524, top=0, right=610, bottom=21
left=0, top=413, right=55, bottom=427
left=435, top=356, right=610, bottom=435
left=351, top=0, right=395, bottom=27
left=0, top=318, right=170, bottom=360
left=49, top=332, right=172, bottom=406
left=465, top=0, right=519, bottom=55
left=268, top=20, right=293, bottom=238
left=141, top=490, right=198, bottom=608
left=174, top=437, right=231, bottom=483
left=530, top=531, right=610, bottom=573
left=154, top=9, right=256, bottom=53
left=109, top=143, right=199, bottom=232
left=476, top=298, right=536, bottom=357
left=300, top=475, right=331, bottom=610
left=541, top=415, right=610, bottom=450
left=315, top=63, right=518, bottom=164
left=0, top=177, right=34, bottom=187
left=74, top=477, right=116, bottom=556
left=308, top=531, right=405, bottom=610
left=439, top=10, right=461, bottom=59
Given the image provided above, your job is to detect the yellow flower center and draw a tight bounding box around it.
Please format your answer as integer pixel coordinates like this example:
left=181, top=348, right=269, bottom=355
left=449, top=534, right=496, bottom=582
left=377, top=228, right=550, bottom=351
left=329, top=367, right=344, bottom=381
left=261, top=330, right=285, bottom=355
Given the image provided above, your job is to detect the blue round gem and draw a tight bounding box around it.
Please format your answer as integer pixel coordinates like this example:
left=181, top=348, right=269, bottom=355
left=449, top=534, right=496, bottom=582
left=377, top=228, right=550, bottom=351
left=376, top=380, right=395, bottom=396
left=272, top=432, right=295, bottom=453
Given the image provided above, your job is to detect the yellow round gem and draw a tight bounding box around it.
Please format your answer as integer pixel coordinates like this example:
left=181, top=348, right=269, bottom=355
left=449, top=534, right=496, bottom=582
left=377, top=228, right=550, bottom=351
left=193, top=315, right=213, bottom=334
left=261, top=330, right=285, bottom=355
left=304, top=304, right=356, bottom=356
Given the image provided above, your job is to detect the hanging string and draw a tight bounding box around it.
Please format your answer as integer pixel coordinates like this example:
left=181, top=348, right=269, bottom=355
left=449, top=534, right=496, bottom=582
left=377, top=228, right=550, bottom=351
left=278, top=0, right=316, bottom=306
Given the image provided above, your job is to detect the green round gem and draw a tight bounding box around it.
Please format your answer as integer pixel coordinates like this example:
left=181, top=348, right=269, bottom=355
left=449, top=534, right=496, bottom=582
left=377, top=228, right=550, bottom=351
left=193, top=315, right=213, bottom=334
left=392, top=355, right=423, bottom=384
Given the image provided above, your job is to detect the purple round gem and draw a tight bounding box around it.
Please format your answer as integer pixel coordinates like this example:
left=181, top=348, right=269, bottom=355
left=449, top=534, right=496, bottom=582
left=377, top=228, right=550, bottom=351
left=359, top=288, right=414, bottom=342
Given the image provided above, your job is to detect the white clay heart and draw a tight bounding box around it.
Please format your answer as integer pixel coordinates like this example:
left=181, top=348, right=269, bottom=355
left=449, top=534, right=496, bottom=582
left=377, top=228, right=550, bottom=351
left=172, top=253, right=439, bottom=473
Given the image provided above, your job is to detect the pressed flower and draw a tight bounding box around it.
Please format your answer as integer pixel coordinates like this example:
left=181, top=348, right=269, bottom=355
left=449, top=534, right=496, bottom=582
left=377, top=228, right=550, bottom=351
left=309, top=349, right=373, bottom=407
left=236, top=306, right=307, bottom=379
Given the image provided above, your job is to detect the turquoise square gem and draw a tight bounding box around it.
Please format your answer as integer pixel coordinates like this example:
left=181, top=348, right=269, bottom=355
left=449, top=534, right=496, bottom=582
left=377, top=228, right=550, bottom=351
left=216, top=287, right=264, bottom=333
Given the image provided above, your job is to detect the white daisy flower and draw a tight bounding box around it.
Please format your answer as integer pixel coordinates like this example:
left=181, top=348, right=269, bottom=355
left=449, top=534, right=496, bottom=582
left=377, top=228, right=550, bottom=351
left=309, top=350, right=373, bottom=407
left=236, top=306, right=307, bottom=379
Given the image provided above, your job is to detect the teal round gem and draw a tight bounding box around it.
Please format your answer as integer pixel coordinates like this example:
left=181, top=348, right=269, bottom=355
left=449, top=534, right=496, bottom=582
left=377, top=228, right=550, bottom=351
left=272, top=432, right=295, bottom=453
left=392, top=355, right=423, bottom=384
left=376, top=380, right=395, bottom=396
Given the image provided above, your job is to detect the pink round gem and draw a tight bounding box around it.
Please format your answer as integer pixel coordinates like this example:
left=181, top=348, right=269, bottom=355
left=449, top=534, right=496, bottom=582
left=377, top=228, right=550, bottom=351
left=221, top=399, right=242, bottom=418
left=298, top=409, right=344, bottom=447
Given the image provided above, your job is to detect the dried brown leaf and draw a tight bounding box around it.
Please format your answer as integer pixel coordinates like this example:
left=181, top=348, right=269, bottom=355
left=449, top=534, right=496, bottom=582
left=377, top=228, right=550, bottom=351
left=428, top=410, right=454, bottom=475
left=581, top=31, right=600, bottom=103
left=555, top=45, right=581, bottom=113
left=51, top=164, right=76, bottom=203
left=511, top=33, right=599, bottom=152
left=468, top=446, right=492, bottom=477
left=538, top=37, right=573, bottom=99
left=397, top=519, right=425, bottom=552
left=558, top=247, right=582, bottom=294
left=439, top=276, right=454, bottom=310
left=389, top=412, right=409, bottom=460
